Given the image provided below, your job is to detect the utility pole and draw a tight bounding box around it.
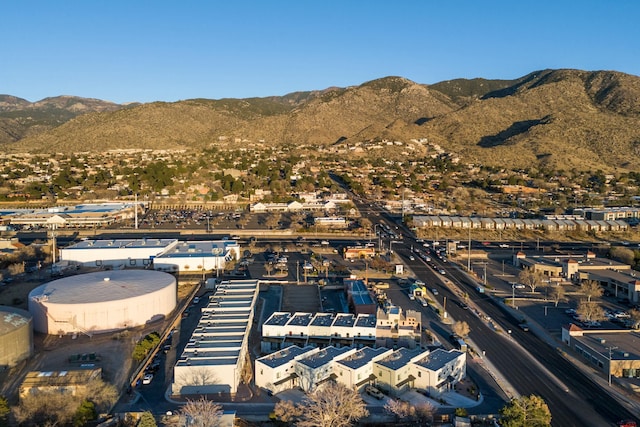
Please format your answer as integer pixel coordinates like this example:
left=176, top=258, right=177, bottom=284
left=134, top=193, right=138, bottom=230
left=467, top=226, right=471, bottom=271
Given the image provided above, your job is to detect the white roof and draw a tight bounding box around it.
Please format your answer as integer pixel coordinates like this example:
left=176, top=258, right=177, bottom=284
left=29, top=270, right=175, bottom=304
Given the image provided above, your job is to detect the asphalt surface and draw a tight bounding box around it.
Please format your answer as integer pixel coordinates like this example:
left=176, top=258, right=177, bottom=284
left=397, top=238, right=638, bottom=427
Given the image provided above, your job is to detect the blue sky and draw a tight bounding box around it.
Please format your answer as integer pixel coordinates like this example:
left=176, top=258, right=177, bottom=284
left=2, top=1, right=639, bottom=104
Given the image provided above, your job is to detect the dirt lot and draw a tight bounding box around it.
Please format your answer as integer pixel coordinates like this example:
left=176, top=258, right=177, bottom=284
left=0, top=271, right=197, bottom=403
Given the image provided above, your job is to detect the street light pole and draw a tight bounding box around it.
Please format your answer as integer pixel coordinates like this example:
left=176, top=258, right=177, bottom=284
left=608, top=346, right=618, bottom=386
left=512, top=284, right=516, bottom=308
left=484, top=263, right=487, bottom=286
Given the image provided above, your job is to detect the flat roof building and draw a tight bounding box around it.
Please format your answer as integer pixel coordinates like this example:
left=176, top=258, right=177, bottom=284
left=154, top=240, right=241, bottom=273
left=60, top=238, right=178, bottom=269
left=172, top=279, right=258, bottom=396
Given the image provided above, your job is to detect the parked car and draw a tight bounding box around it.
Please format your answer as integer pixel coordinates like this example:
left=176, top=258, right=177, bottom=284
left=142, top=373, right=153, bottom=385
left=365, top=385, right=384, bottom=400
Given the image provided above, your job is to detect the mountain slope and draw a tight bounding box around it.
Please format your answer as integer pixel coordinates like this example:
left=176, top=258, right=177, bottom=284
left=3, top=69, right=640, bottom=172
left=0, top=95, right=126, bottom=145
left=422, top=69, right=640, bottom=170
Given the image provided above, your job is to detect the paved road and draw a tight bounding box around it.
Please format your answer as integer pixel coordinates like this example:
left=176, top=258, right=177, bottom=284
left=433, top=257, right=636, bottom=426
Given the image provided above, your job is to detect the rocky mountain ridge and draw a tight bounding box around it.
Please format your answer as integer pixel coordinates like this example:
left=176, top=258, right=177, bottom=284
left=2, top=69, right=640, bottom=172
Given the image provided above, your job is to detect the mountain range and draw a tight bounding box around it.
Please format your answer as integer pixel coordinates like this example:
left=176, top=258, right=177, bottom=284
left=2, top=69, right=640, bottom=172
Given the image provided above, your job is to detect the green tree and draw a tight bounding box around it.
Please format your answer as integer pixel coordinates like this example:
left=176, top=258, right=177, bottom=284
left=0, top=395, right=10, bottom=426
left=137, top=411, right=158, bottom=427
left=132, top=332, right=161, bottom=362
left=73, top=400, right=96, bottom=427
left=500, top=394, right=551, bottom=427
left=609, top=246, right=635, bottom=266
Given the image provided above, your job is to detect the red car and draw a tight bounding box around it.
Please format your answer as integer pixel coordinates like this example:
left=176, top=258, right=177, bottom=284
left=618, top=420, right=637, bottom=427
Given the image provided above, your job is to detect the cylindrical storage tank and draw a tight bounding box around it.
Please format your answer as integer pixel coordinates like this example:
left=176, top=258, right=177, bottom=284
left=0, top=306, right=33, bottom=368
left=29, top=270, right=177, bottom=335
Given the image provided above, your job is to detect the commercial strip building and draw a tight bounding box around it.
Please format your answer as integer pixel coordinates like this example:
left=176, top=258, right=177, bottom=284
left=513, top=251, right=639, bottom=303
left=513, top=251, right=631, bottom=278
left=562, top=324, right=640, bottom=383
left=172, top=279, right=259, bottom=396
left=3, top=202, right=143, bottom=229
left=255, top=344, right=466, bottom=397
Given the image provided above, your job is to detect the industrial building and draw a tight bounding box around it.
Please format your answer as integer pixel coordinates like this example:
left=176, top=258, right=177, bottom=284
left=28, top=270, right=177, bottom=335
left=344, top=278, right=377, bottom=314
left=172, top=279, right=259, bottom=396
left=58, top=238, right=240, bottom=274
left=153, top=240, right=241, bottom=274
left=0, top=306, right=33, bottom=368
left=562, top=324, right=640, bottom=383
left=60, top=238, right=178, bottom=269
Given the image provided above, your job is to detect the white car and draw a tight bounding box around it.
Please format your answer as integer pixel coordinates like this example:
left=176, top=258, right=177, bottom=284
left=142, top=373, right=153, bottom=385
left=499, top=243, right=510, bottom=248
left=365, top=385, right=384, bottom=400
